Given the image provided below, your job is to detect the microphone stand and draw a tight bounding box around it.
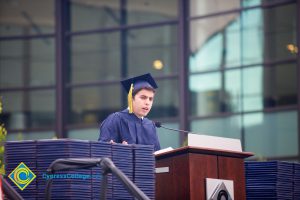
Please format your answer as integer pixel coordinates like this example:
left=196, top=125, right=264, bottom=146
left=155, top=121, right=199, bottom=135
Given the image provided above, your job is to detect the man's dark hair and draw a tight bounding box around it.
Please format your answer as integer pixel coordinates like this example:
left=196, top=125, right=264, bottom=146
left=132, top=87, right=156, bottom=97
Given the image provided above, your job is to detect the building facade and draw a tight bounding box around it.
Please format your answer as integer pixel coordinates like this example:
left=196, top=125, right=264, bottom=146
left=0, top=0, right=298, bottom=161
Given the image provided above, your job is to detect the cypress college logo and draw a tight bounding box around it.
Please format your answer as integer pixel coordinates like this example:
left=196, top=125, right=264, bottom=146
left=8, top=162, right=36, bottom=190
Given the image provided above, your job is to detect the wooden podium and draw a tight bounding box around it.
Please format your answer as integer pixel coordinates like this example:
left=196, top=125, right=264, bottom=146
left=155, top=146, right=253, bottom=200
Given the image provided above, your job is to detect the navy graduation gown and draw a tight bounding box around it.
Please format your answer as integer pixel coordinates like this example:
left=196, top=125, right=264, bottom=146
left=99, top=109, right=161, bottom=151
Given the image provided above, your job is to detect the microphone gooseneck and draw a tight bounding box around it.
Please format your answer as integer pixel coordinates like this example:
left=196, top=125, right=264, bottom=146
left=154, top=121, right=191, bottom=134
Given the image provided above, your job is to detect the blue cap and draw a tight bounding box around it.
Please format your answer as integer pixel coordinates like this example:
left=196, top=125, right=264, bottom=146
left=121, top=73, right=158, bottom=93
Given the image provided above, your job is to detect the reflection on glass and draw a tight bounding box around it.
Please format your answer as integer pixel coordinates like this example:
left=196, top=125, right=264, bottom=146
left=262, top=63, right=297, bottom=108
left=69, top=84, right=121, bottom=125
left=191, top=115, right=241, bottom=140
left=242, top=5, right=296, bottom=64
left=190, top=0, right=240, bottom=17
left=244, top=111, right=298, bottom=158
left=189, top=73, right=222, bottom=116
left=0, top=90, right=55, bottom=129
left=0, top=38, right=55, bottom=88
left=225, top=69, right=241, bottom=112
left=241, top=8, right=263, bottom=64
left=242, top=0, right=261, bottom=7
left=0, top=40, right=23, bottom=88
left=68, top=128, right=99, bottom=141
left=147, top=78, right=179, bottom=119
left=6, top=131, right=55, bottom=141
left=262, top=4, right=297, bottom=62
left=190, top=63, right=297, bottom=115
left=127, top=0, right=177, bottom=25
left=242, top=66, right=263, bottom=111
left=189, top=13, right=241, bottom=72
left=71, top=32, right=121, bottom=83
left=30, top=38, right=55, bottom=86
left=127, top=25, right=178, bottom=76
left=70, top=0, right=177, bottom=31
left=189, top=4, right=296, bottom=71
left=0, top=0, right=54, bottom=36
left=243, top=63, right=297, bottom=111
left=242, top=0, right=290, bottom=7
left=70, top=0, right=120, bottom=31
left=157, top=122, right=180, bottom=149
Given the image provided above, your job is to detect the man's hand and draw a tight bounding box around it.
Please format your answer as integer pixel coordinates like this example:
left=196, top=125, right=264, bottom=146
left=122, top=141, right=128, bottom=145
left=109, top=140, right=116, bottom=144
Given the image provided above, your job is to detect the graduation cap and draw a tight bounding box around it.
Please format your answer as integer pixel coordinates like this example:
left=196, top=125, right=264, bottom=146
left=121, top=73, right=158, bottom=113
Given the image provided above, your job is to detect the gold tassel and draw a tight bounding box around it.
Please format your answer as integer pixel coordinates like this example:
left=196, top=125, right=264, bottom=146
left=128, top=83, right=134, bottom=113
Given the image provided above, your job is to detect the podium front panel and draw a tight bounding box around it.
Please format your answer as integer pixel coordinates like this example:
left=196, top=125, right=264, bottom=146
left=156, top=153, right=218, bottom=200
left=218, top=156, right=247, bottom=199
left=156, top=154, right=189, bottom=200
left=189, top=153, right=218, bottom=200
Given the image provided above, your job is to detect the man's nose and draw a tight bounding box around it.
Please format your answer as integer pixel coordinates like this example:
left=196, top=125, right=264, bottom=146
left=145, top=98, right=150, bottom=105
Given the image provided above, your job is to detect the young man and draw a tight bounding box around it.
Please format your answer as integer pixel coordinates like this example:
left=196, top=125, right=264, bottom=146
left=98, top=73, right=161, bottom=151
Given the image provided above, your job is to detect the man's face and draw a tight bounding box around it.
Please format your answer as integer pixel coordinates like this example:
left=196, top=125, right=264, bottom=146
left=132, top=89, right=155, bottom=118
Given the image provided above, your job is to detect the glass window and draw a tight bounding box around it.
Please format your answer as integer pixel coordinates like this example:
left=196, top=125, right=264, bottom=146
left=70, top=0, right=177, bottom=31
left=263, top=63, right=297, bottom=108
left=191, top=115, right=241, bottom=140
left=244, top=111, right=298, bottom=158
left=242, top=66, right=263, bottom=111
left=189, top=13, right=241, bottom=72
left=240, top=8, right=264, bottom=64
left=70, top=32, right=121, bottom=83
left=189, top=73, right=223, bottom=116
left=190, top=0, right=240, bottom=17
left=148, top=78, right=179, bottom=119
left=241, top=4, right=296, bottom=65
left=0, top=0, right=54, bottom=36
left=127, top=0, right=177, bottom=25
left=69, top=84, right=122, bottom=125
left=190, top=4, right=296, bottom=71
left=68, top=128, right=99, bottom=141
left=6, top=131, right=55, bottom=141
left=243, top=63, right=297, bottom=111
left=0, top=40, right=24, bottom=88
left=242, top=0, right=261, bottom=7
left=242, top=0, right=293, bottom=7
left=0, top=38, right=55, bottom=88
left=0, top=90, right=55, bottom=129
left=70, top=0, right=120, bottom=31
left=225, top=69, right=242, bottom=113
left=157, top=122, right=181, bottom=149
left=127, top=25, right=178, bottom=76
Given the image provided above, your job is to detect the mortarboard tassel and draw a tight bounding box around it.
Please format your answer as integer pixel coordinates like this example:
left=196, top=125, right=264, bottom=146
left=128, top=83, right=134, bottom=113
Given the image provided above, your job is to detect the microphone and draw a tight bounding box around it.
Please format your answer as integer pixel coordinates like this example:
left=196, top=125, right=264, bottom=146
left=154, top=121, right=191, bottom=134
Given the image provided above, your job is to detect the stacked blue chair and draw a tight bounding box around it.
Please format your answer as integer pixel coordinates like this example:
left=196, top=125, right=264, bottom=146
left=245, top=161, right=293, bottom=200
left=90, top=141, right=112, bottom=200
left=112, top=143, right=134, bottom=200
left=5, top=140, right=37, bottom=200
left=36, top=139, right=91, bottom=200
left=133, top=144, right=155, bottom=200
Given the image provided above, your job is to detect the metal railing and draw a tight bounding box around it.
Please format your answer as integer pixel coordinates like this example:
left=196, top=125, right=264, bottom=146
left=45, top=157, right=151, bottom=200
